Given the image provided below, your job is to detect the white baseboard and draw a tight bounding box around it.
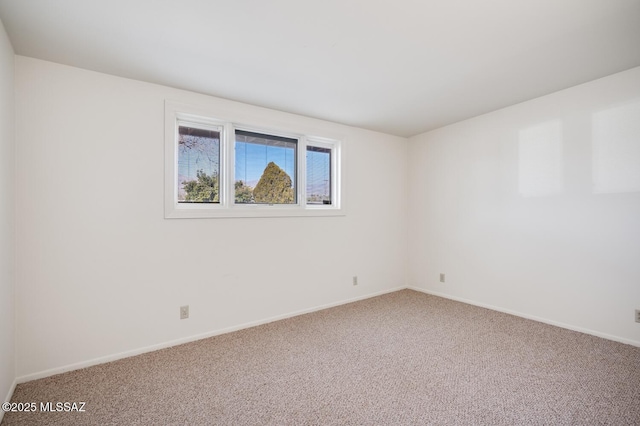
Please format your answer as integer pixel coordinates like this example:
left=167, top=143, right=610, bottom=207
left=19, top=284, right=635, bottom=385
left=407, top=286, right=640, bottom=348
left=17, top=286, right=406, bottom=384
left=0, top=378, right=18, bottom=423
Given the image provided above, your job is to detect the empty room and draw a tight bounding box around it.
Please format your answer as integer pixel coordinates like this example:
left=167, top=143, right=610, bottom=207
left=1, top=1, right=639, bottom=424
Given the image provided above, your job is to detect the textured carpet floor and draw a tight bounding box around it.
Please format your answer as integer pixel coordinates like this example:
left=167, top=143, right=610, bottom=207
left=3, top=290, right=640, bottom=425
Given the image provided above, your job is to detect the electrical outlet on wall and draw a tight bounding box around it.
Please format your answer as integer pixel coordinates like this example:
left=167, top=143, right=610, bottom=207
left=635, top=309, right=640, bottom=323
left=180, top=305, right=189, bottom=320
left=353, top=276, right=358, bottom=286
left=439, top=273, right=445, bottom=283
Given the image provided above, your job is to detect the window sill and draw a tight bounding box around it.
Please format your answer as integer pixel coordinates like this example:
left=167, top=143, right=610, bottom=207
left=165, top=204, right=346, bottom=219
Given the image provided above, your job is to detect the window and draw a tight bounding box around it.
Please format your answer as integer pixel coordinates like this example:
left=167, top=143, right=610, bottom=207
left=177, top=122, right=222, bottom=204
left=165, top=101, right=344, bottom=218
left=306, top=144, right=332, bottom=205
left=235, top=130, right=297, bottom=205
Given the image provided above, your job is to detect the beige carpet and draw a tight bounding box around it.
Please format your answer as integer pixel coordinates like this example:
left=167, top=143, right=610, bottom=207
left=3, top=290, right=640, bottom=425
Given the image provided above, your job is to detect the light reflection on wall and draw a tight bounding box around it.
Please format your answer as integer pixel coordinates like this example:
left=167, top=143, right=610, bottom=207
left=592, top=100, right=640, bottom=194
left=518, top=120, right=563, bottom=197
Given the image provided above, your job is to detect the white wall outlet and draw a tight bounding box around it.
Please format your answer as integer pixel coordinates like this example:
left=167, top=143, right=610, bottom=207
left=635, top=309, right=640, bottom=323
left=439, top=273, right=445, bottom=283
left=353, top=276, right=358, bottom=286
left=180, top=305, right=189, bottom=320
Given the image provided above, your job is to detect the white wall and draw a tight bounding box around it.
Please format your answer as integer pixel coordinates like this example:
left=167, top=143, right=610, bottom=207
left=408, top=67, right=640, bottom=345
left=0, top=17, right=15, bottom=409
left=14, top=56, right=408, bottom=379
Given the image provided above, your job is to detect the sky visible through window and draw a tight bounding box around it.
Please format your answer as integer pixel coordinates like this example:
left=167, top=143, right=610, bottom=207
left=235, top=135, right=296, bottom=187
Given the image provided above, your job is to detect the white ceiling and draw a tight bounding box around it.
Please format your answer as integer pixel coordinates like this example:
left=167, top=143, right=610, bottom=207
left=1, top=0, right=639, bottom=137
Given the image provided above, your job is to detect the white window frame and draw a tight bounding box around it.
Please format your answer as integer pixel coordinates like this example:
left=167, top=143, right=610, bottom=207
left=165, top=100, right=345, bottom=219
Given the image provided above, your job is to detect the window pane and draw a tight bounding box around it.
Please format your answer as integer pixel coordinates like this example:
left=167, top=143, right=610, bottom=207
left=177, top=124, right=221, bottom=203
left=306, top=146, right=331, bottom=204
left=235, top=130, right=297, bottom=204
